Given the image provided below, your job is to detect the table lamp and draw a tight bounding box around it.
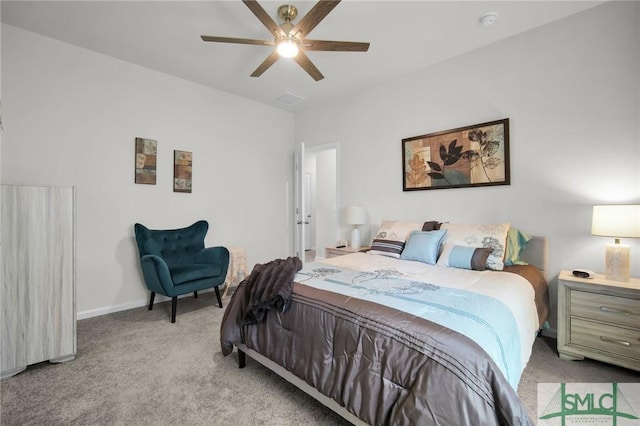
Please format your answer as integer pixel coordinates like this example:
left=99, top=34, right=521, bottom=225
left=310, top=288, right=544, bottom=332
left=346, top=205, right=366, bottom=250
left=591, top=204, right=640, bottom=282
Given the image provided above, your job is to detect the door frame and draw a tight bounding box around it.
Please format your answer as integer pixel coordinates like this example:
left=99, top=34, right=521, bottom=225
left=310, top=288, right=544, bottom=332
left=303, top=172, right=312, bottom=251
left=304, top=142, right=341, bottom=259
left=294, top=142, right=306, bottom=261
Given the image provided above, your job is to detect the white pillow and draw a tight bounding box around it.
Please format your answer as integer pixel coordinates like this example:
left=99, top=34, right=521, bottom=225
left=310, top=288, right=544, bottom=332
left=436, top=223, right=510, bottom=271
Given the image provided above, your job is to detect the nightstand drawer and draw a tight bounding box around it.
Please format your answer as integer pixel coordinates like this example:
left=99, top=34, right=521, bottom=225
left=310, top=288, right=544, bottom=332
left=558, top=271, right=640, bottom=372
left=571, top=290, right=640, bottom=329
left=571, top=317, right=640, bottom=361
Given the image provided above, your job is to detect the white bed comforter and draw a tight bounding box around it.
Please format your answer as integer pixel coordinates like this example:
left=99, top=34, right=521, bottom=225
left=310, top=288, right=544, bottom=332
left=301, top=252, right=540, bottom=388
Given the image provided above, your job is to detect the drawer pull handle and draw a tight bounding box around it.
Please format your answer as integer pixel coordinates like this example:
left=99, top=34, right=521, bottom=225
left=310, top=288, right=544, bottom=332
left=599, top=306, right=633, bottom=315
left=600, top=336, right=631, bottom=346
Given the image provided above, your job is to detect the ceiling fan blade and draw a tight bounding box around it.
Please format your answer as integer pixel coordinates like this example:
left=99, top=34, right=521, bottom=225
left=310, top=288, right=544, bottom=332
left=293, top=51, right=324, bottom=81
left=242, top=0, right=285, bottom=38
left=201, top=35, right=274, bottom=46
left=302, top=40, right=369, bottom=52
left=291, top=0, right=341, bottom=39
left=250, top=50, right=281, bottom=77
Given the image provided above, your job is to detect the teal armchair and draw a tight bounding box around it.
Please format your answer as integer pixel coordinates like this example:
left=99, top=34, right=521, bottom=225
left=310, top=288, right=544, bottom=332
left=134, top=220, right=229, bottom=323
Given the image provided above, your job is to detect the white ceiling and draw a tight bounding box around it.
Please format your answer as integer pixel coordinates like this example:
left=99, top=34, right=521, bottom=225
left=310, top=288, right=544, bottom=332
left=1, top=1, right=604, bottom=111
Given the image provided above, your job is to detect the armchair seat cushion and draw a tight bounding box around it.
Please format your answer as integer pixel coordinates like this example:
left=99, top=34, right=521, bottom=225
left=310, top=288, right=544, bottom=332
left=170, top=264, right=222, bottom=285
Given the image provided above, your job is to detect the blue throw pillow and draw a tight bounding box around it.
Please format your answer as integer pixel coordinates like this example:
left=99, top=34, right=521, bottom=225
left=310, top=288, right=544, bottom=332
left=400, top=229, right=448, bottom=265
left=448, top=245, right=493, bottom=270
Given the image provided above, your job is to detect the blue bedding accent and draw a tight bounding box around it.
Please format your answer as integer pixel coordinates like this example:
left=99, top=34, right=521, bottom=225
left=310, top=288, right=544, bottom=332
left=295, top=263, right=523, bottom=388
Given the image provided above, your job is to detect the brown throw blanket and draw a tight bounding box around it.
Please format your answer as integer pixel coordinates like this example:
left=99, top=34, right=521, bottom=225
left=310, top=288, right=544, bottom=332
left=242, top=256, right=302, bottom=325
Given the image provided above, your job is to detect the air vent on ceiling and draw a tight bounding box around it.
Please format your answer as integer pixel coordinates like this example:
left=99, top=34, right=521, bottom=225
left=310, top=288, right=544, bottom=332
left=274, top=91, right=306, bottom=106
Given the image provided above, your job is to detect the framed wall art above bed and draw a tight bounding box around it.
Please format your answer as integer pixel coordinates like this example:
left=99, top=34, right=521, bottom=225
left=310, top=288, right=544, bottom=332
left=402, top=118, right=510, bottom=191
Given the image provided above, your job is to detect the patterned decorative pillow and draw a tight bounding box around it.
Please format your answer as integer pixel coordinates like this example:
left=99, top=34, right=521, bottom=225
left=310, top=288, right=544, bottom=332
left=368, top=219, right=423, bottom=258
left=436, top=223, right=510, bottom=271
left=448, top=245, right=493, bottom=271
left=400, top=229, right=448, bottom=265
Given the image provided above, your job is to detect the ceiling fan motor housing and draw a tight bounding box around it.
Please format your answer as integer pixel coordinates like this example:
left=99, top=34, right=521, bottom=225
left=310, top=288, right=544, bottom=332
left=277, top=4, right=298, bottom=22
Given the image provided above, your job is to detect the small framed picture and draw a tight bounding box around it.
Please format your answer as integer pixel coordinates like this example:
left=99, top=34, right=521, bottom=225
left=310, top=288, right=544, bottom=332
left=173, top=150, right=192, bottom=193
left=135, top=138, right=157, bottom=185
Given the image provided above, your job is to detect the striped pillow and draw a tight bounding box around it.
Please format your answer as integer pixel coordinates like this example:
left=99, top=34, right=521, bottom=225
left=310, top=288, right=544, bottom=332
left=369, top=239, right=406, bottom=258
left=368, top=219, right=423, bottom=258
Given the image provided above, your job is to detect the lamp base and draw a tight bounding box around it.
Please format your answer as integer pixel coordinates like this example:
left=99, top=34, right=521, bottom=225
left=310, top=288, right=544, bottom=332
left=605, top=243, right=630, bottom=282
left=351, top=227, right=361, bottom=250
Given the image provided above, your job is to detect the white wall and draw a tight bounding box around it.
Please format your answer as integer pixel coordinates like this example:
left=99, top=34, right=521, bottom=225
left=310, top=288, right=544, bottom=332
left=295, top=2, right=640, bottom=332
left=2, top=3, right=639, bottom=330
left=2, top=25, right=296, bottom=317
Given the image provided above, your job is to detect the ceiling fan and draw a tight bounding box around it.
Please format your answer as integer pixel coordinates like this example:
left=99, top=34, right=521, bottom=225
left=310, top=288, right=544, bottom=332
left=201, top=0, right=370, bottom=81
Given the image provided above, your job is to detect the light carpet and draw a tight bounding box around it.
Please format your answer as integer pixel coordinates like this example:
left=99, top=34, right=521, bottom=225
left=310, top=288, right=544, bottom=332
left=1, top=292, right=638, bottom=425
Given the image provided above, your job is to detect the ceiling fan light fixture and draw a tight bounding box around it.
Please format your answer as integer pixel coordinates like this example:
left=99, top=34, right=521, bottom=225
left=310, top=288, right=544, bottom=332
left=200, top=1, right=369, bottom=80
left=277, top=39, right=299, bottom=58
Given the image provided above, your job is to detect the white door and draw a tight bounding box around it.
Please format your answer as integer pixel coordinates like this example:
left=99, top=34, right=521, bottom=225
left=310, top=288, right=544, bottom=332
left=294, top=142, right=306, bottom=262
left=304, top=173, right=312, bottom=251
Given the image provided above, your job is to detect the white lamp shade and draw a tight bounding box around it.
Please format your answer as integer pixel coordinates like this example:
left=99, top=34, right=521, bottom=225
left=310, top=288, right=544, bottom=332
left=592, top=204, right=640, bottom=282
left=346, top=205, right=366, bottom=225
left=592, top=205, right=640, bottom=238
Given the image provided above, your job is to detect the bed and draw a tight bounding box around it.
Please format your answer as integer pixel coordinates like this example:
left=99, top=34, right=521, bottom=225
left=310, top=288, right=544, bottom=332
left=220, top=221, right=549, bottom=426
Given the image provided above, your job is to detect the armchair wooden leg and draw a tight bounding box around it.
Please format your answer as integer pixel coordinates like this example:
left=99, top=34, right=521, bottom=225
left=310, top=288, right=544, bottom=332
left=148, top=292, right=155, bottom=310
left=171, top=296, right=177, bottom=323
left=214, top=286, right=223, bottom=308
left=194, top=291, right=198, bottom=298
left=238, top=349, right=246, bottom=368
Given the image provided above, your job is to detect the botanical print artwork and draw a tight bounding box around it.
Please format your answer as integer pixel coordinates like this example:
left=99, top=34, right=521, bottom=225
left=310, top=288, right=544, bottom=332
left=402, top=119, right=510, bottom=191
left=135, top=138, right=157, bottom=185
left=173, top=150, right=192, bottom=193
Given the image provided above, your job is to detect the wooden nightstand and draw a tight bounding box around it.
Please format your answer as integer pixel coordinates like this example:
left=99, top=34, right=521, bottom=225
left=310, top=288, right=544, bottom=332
left=557, top=270, right=640, bottom=372
left=325, top=246, right=370, bottom=259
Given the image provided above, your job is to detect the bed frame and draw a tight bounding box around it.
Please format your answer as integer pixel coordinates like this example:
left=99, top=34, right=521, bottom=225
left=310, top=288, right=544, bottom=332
left=237, top=344, right=366, bottom=425
left=235, top=236, right=548, bottom=426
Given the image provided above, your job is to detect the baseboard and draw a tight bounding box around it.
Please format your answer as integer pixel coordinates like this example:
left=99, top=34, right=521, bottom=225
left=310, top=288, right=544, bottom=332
left=77, top=299, right=148, bottom=320
left=76, top=288, right=216, bottom=320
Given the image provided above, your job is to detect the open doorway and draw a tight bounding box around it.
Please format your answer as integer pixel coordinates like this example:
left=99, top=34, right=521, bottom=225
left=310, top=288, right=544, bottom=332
left=304, top=143, right=339, bottom=262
